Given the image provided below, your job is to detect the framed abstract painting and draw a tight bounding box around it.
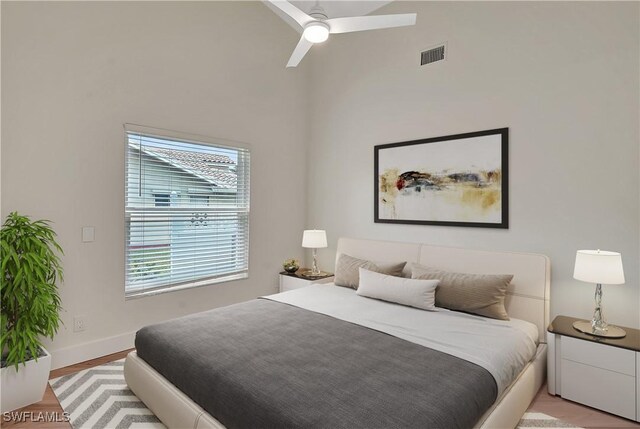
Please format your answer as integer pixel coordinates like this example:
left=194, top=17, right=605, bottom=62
left=374, top=128, right=508, bottom=228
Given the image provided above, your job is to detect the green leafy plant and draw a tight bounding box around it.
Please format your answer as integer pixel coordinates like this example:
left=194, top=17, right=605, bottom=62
left=1, top=212, right=63, bottom=370
left=283, top=258, right=300, bottom=273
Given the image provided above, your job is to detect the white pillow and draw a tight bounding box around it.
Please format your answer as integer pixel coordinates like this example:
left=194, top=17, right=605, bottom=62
left=356, top=268, right=439, bottom=311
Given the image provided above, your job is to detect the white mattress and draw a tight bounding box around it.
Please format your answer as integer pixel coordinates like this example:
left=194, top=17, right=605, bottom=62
left=267, top=283, right=538, bottom=396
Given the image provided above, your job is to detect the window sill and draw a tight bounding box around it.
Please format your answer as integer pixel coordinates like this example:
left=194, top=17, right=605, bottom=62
left=125, top=272, right=248, bottom=300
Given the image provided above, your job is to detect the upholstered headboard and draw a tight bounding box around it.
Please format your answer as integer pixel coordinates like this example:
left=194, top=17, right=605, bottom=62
left=336, top=237, right=551, bottom=344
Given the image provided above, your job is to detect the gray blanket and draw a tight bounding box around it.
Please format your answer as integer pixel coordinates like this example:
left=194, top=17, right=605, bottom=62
left=135, top=298, right=497, bottom=429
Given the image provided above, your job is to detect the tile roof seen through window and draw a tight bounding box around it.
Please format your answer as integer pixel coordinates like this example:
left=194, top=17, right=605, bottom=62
left=137, top=145, right=238, bottom=189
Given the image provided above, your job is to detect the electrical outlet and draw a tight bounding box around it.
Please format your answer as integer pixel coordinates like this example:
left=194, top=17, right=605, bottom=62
left=73, top=316, right=86, bottom=332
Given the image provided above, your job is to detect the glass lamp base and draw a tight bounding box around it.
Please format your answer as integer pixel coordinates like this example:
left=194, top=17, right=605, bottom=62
left=572, top=320, right=626, bottom=338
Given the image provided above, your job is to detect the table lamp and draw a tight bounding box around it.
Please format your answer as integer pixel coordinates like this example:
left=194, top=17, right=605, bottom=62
left=302, top=230, right=327, bottom=276
left=573, top=249, right=626, bottom=338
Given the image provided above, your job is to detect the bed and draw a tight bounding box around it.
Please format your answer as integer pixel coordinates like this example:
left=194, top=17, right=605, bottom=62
left=124, top=237, right=550, bottom=429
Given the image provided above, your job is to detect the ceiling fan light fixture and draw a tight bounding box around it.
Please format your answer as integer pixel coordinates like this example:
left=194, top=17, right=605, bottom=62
left=303, top=21, right=330, bottom=43
left=267, top=0, right=417, bottom=67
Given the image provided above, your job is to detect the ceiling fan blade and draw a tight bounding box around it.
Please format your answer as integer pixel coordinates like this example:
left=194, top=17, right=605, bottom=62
left=266, top=0, right=314, bottom=28
left=327, top=13, right=417, bottom=34
left=287, top=35, right=314, bottom=68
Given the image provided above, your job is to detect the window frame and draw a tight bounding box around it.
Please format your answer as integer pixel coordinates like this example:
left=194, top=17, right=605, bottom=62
left=124, top=124, right=251, bottom=299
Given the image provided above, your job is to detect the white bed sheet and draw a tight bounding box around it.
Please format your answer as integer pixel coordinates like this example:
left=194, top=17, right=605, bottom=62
left=266, top=283, right=538, bottom=396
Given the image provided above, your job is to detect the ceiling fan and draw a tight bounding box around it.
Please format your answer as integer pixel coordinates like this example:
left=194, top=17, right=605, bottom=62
left=266, top=1, right=417, bottom=67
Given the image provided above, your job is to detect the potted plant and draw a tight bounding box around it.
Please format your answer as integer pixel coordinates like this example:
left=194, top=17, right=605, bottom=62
left=1, top=212, right=63, bottom=412
left=283, top=258, right=300, bottom=274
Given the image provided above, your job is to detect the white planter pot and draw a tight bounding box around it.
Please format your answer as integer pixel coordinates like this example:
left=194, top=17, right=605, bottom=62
left=1, top=347, right=52, bottom=412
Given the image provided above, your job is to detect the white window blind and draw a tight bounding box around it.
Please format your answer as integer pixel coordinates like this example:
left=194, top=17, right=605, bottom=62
left=125, top=127, right=250, bottom=298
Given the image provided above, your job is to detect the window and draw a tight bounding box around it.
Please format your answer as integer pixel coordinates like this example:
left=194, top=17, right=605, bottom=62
left=125, top=125, right=250, bottom=298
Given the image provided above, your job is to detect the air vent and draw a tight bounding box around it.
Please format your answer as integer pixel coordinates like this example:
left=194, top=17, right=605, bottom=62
left=420, top=44, right=446, bottom=66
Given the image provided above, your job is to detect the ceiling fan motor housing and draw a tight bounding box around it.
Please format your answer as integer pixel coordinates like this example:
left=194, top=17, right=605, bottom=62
left=309, top=5, right=328, bottom=20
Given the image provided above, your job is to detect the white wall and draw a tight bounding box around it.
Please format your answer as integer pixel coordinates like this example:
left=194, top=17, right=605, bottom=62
left=306, top=1, right=640, bottom=328
left=1, top=1, right=310, bottom=367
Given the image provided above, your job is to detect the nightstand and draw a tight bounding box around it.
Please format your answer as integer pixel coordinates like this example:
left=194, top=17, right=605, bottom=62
left=279, top=270, right=334, bottom=293
left=547, top=315, right=640, bottom=421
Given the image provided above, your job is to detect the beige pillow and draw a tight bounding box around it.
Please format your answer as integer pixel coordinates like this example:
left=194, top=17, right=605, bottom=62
left=334, top=253, right=406, bottom=289
left=411, top=265, right=513, bottom=320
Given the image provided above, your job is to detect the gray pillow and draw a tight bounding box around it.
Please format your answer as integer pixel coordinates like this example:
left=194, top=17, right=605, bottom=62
left=411, top=265, right=513, bottom=320
left=334, top=253, right=406, bottom=289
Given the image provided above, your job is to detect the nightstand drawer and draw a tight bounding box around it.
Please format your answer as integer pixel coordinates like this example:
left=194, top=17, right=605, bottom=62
left=561, top=336, right=635, bottom=375
left=280, top=275, right=310, bottom=292
left=561, top=359, right=636, bottom=420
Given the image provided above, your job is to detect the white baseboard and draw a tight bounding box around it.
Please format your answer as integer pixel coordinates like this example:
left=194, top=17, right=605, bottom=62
left=49, top=331, right=136, bottom=370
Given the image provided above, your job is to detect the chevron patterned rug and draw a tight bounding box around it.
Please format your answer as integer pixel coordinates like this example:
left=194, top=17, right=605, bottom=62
left=49, top=359, right=165, bottom=429
left=517, top=412, right=583, bottom=428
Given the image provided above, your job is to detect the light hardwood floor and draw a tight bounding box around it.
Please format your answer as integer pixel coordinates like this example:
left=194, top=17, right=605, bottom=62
left=2, top=350, right=639, bottom=429
left=529, top=383, right=640, bottom=429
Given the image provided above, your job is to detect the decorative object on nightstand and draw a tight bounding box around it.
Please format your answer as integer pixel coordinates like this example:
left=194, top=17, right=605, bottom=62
left=572, top=249, right=626, bottom=338
left=302, top=230, right=327, bottom=276
left=282, top=258, right=300, bottom=274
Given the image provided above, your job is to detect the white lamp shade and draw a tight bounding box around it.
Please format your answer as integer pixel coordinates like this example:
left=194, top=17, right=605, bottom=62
left=302, top=230, right=327, bottom=249
left=573, top=250, right=625, bottom=285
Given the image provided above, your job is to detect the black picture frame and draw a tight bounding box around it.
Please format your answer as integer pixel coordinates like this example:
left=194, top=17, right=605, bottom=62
left=373, top=128, right=509, bottom=229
